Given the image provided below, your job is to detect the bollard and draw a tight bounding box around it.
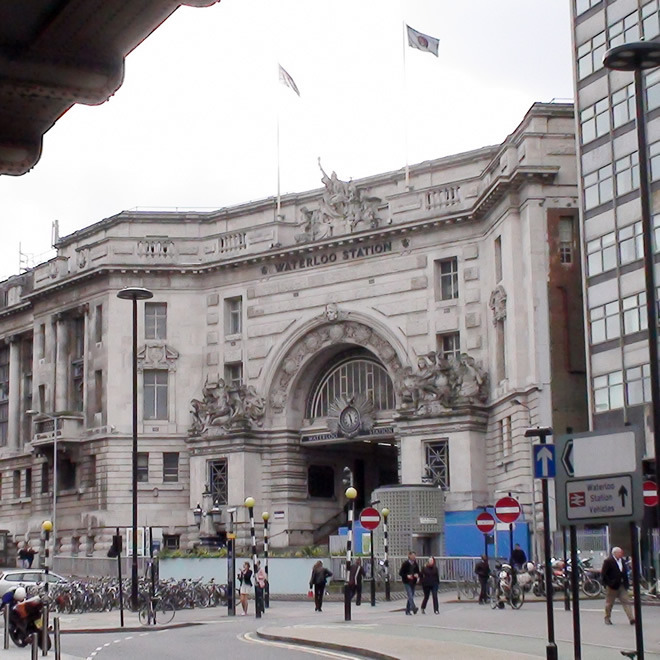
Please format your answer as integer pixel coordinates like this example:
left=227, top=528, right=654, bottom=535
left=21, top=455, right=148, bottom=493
left=41, top=602, right=48, bottom=656
left=4, top=602, right=9, bottom=649
left=31, top=633, right=39, bottom=660
left=53, top=617, right=60, bottom=660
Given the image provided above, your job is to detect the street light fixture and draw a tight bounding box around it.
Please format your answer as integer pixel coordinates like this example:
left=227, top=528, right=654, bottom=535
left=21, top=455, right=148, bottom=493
left=344, top=486, right=357, bottom=622
left=262, top=511, right=270, bottom=608
left=116, top=285, right=153, bottom=611
left=41, top=519, right=53, bottom=653
left=27, top=410, right=59, bottom=559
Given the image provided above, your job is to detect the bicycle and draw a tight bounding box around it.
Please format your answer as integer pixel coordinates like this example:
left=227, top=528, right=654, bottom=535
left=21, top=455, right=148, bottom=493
left=456, top=578, right=479, bottom=600
left=138, top=594, right=175, bottom=626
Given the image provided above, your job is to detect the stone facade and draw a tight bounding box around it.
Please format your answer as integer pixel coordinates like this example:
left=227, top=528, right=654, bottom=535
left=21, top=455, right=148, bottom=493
left=0, top=102, right=585, bottom=558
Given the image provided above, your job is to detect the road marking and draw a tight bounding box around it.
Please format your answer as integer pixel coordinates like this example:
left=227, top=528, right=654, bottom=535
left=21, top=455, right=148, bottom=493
left=241, top=632, right=362, bottom=658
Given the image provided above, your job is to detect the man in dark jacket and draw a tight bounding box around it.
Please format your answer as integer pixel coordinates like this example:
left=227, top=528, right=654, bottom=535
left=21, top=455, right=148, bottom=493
left=399, top=551, right=420, bottom=615
left=348, top=558, right=363, bottom=605
left=601, top=546, right=634, bottom=625
left=474, top=555, right=491, bottom=604
left=509, top=544, right=527, bottom=571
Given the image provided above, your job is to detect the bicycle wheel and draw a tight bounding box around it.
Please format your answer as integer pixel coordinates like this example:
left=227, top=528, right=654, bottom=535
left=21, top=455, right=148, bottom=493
left=155, top=599, right=175, bottom=625
left=510, top=585, right=524, bottom=609
left=490, top=583, right=500, bottom=609
left=465, top=581, right=479, bottom=600
left=138, top=605, right=151, bottom=626
left=582, top=577, right=601, bottom=598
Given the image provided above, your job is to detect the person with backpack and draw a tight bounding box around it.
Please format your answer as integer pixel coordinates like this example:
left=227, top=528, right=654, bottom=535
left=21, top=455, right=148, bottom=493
left=309, top=560, right=332, bottom=612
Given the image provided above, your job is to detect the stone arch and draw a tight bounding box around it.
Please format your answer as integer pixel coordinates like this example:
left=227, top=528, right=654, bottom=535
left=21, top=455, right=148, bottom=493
left=267, top=315, right=407, bottom=423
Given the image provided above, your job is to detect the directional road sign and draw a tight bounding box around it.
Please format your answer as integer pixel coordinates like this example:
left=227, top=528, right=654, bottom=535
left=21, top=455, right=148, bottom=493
left=533, top=444, right=556, bottom=479
left=494, top=497, right=521, bottom=524
left=475, top=512, right=496, bottom=534
left=643, top=481, right=659, bottom=508
left=359, top=507, right=381, bottom=531
left=555, top=428, right=643, bottom=526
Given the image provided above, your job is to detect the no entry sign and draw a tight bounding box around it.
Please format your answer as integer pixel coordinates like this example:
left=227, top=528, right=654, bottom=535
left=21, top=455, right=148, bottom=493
left=359, top=507, right=381, bottom=530
left=476, top=512, right=495, bottom=534
left=643, top=481, right=659, bottom=508
left=495, top=496, right=521, bottom=524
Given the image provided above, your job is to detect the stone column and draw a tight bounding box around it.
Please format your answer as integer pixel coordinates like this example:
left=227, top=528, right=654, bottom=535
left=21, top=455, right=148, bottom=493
left=55, top=314, right=68, bottom=412
left=7, top=337, right=20, bottom=451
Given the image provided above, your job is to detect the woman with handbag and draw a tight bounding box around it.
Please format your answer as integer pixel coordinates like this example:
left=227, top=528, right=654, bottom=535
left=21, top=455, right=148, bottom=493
left=238, top=562, right=252, bottom=615
left=309, top=560, right=332, bottom=612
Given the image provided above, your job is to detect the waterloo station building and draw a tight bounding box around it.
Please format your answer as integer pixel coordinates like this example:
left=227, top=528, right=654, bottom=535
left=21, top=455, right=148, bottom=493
left=0, top=102, right=587, bottom=560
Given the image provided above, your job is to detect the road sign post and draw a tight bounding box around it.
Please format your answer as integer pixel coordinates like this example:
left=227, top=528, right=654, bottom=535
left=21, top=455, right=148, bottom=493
left=476, top=512, right=496, bottom=559
left=525, top=426, right=557, bottom=660
left=643, top=480, right=658, bottom=508
left=359, top=508, right=380, bottom=608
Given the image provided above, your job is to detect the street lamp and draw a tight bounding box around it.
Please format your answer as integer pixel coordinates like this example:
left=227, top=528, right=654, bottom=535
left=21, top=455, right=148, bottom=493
left=381, top=507, right=390, bottom=601
left=344, top=486, right=357, bottom=622
left=226, top=507, right=237, bottom=616
left=604, top=38, right=660, bottom=551
left=116, top=285, right=153, bottom=611
left=27, top=410, right=59, bottom=559
left=41, top=519, right=52, bottom=654
left=244, top=496, right=261, bottom=618
left=262, top=511, right=270, bottom=608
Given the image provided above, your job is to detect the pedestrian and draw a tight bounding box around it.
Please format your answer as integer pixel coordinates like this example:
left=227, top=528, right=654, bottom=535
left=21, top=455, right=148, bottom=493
left=255, top=560, right=267, bottom=615
left=348, top=557, right=363, bottom=605
left=420, top=556, right=440, bottom=614
left=17, top=543, right=28, bottom=568
left=309, top=560, right=332, bottom=612
left=509, top=544, right=527, bottom=572
left=25, top=543, right=35, bottom=569
left=601, top=546, right=635, bottom=626
left=238, top=561, right=252, bottom=615
left=474, top=554, right=491, bottom=604
left=399, top=550, right=420, bottom=615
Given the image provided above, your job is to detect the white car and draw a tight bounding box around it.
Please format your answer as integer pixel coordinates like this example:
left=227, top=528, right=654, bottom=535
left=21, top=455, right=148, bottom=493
left=0, top=569, right=68, bottom=597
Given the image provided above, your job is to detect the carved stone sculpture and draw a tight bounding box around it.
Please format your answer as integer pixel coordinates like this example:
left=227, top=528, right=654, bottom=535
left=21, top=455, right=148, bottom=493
left=189, top=378, right=266, bottom=435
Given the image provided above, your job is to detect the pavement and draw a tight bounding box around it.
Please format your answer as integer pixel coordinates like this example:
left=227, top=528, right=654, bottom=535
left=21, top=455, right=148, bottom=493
left=0, top=590, right=658, bottom=659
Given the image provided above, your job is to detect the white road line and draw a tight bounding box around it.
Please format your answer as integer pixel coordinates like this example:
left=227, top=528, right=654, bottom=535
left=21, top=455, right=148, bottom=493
left=240, top=631, right=361, bottom=659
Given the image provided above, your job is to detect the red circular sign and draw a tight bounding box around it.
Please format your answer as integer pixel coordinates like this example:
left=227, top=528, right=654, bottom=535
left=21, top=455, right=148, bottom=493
left=476, top=512, right=495, bottom=534
left=495, top=497, right=521, bottom=524
left=359, top=507, right=381, bottom=530
left=643, top=480, right=659, bottom=507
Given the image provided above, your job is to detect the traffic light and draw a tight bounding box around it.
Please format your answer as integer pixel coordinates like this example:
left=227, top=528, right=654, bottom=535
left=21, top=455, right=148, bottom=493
left=342, top=466, right=353, bottom=488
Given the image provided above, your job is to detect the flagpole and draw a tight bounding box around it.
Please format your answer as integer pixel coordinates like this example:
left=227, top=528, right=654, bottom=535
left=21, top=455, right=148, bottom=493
left=401, top=21, right=410, bottom=188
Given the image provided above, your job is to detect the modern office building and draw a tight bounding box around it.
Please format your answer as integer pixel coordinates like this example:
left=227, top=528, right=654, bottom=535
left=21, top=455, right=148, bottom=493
left=0, top=102, right=585, bottom=560
left=570, top=1, right=658, bottom=457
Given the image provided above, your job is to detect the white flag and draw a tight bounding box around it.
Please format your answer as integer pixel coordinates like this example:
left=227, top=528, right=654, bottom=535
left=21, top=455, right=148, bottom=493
left=406, top=25, right=439, bottom=57
left=279, top=64, right=300, bottom=96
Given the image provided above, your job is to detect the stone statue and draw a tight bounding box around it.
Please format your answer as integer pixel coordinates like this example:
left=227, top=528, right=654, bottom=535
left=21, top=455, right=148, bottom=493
left=455, top=353, right=488, bottom=403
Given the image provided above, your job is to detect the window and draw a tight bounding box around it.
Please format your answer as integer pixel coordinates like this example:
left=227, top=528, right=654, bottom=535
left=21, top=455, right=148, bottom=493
left=163, top=452, right=179, bottom=483
left=163, top=535, right=180, bottom=550
left=38, top=324, right=45, bottom=359
left=225, top=297, right=242, bottom=335
left=436, top=257, right=459, bottom=300
left=94, top=304, right=103, bottom=344
left=590, top=301, right=620, bottom=343
left=495, top=318, right=506, bottom=382
left=41, top=463, right=49, bottom=494
left=615, top=152, right=639, bottom=196
left=145, top=303, right=167, bottom=340
left=59, top=457, right=76, bottom=491
left=425, top=441, right=449, bottom=490
left=500, top=417, right=512, bottom=457
left=609, top=11, right=640, bottom=48
left=594, top=371, right=624, bottom=412
left=494, top=236, right=503, bottom=282
left=143, top=370, right=168, bottom=420
left=0, top=345, right=8, bottom=447
left=577, top=31, right=606, bottom=80
left=224, top=363, right=243, bottom=388
left=209, top=459, right=228, bottom=505
left=627, top=364, right=652, bottom=406
left=12, top=470, right=20, bottom=498
left=655, top=214, right=660, bottom=252
left=559, top=217, right=574, bottom=264
left=436, top=332, right=460, bottom=361
left=650, top=140, right=660, bottom=181
left=24, top=469, right=31, bottom=498
left=581, top=98, right=610, bottom=144
left=137, top=453, right=149, bottom=483
left=583, top=164, right=613, bottom=210
left=643, top=0, right=660, bottom=40
left=70, top=316, right=84, bottom=412
left=623, top=291, right=648, bottom=335
left=86, top=455, right=97, bottom=489
left=576, top=0, right=601, bottom=16
left=308, top=465, right=335, bottom=498
left=620, top=222, right=643, bottom=264
left=587, top=231, right=617, bottom=276
left=94, top=370, right=103, bottom=415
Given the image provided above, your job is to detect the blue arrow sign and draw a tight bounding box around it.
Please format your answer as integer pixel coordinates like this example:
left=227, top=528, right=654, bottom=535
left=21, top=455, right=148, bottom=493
left=534, top=444, right=556, bottom=479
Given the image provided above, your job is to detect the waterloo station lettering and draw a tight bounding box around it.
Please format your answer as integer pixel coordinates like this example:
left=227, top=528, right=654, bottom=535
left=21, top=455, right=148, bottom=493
left=273, top=241, right=392, bottom=273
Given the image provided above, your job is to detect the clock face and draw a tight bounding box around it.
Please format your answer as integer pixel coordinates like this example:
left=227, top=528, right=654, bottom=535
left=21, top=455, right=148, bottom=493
left=339, top=406, right=360, bottom=436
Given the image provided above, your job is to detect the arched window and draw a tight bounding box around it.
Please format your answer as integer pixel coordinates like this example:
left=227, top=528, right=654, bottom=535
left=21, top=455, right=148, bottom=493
left=306, top=351, right=395, bottom=419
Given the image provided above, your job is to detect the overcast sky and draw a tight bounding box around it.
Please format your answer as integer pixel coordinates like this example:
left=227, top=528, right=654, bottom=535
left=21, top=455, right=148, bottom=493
left=0, top=0, right=574, bottom=281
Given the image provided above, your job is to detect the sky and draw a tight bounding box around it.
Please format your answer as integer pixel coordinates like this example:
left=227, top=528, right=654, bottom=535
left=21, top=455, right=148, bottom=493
left=0, top=0, right=575, bottom=281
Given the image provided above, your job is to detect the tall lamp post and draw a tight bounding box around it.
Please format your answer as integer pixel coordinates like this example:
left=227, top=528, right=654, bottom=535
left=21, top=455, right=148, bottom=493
left=117, top=286, right=153, bottom=611
left=382, top=507, right=390, bottom=601
left=344, top=486, right=357, bottom=622
left=41, top=519, right=52, bottom=655
left=226, top=507, right=237, bottom=616
left=262, top=511, right=270, bottom=608
left=603, top=39, right=660, bottom=542
left=27, top=411, right=59, bottom=559
left=244, top=496, right=261, bottom=618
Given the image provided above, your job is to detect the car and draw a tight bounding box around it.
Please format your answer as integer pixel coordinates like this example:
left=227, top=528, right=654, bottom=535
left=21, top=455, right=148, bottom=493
left=0, top=569, right=68, bottom=597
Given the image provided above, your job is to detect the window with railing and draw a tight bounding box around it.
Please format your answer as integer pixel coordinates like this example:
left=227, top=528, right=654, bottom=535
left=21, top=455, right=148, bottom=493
left=425, top=440, right=450, bottom=490
left=209, top=459, right=228, bottom=505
